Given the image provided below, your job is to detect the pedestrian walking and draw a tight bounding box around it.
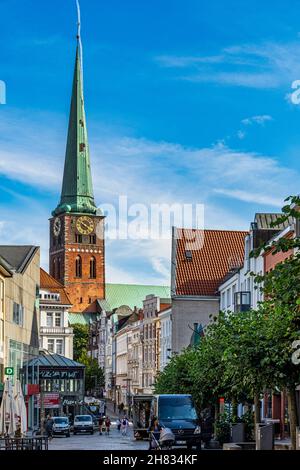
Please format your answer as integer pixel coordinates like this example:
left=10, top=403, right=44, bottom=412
left=99, top=416, right=104, bottom=435
left=45, top=415, right=54, bottom=441
left=148, top=417, right=162, bottom=450
left=121, top=416, right=129, bottom=436
left=116, top=418, right=121, bottom=432
left=105, top=417, right=111, bottom=435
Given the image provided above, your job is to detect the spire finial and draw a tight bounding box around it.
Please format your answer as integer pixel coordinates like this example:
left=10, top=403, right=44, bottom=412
left=76, top=0, right=84, bottom=85
left=76, top=0, right=81, bottom=40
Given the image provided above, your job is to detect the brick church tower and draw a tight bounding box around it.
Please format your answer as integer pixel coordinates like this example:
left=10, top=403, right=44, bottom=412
left=49, top=32, right=105, bottom=313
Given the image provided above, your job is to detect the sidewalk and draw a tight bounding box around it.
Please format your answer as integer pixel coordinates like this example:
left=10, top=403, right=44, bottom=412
left=274, top=438, right=292, bottom=450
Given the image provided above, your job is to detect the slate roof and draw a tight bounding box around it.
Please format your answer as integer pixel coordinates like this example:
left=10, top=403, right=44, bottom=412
left=0, top=246, right=38, bottom=273
left=40, top=268, right=72, bottom=306
left=173, top=228, right=247, bottom=297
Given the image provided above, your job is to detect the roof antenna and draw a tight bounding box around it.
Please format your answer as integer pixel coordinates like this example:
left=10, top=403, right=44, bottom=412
left=76, top=0, right=84, bottom=85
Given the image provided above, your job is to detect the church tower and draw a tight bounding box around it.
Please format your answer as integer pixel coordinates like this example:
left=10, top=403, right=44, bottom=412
left=49, top=25, right=105, bottom=313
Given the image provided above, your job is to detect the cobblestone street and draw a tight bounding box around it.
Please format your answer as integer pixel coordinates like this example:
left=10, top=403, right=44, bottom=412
left=49, top=421, right=149, bottom=450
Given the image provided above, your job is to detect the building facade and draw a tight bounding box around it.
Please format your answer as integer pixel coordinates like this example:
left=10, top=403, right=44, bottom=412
left=219, top=213, right=292, bottom=314
left=141, top=295, right=171, bottom=394
left=39, top=268, right=74, bottom=359
left=0, top=246, right=40, bottom=381
left=171, top=228, right=247, bottom=354
left=0, top=256, right=12, bottom=383
left=159, top=306, right=172, bottom=371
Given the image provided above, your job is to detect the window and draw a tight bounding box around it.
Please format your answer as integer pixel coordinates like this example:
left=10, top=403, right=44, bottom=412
left=13, top=303, right=24, bottom=326
left=221, top=292, right=225, bottom=310
left=185, top=250, right=193, bottom=261
left=232, top=284, right=237, bottom=304
left=46, top=312, right=53, bottom=327
left=89, top=235, right=96, bottom=245
left=56, top=339, right=63, bottom=355
left=226, top=289, right=231, bottom=308
left=76, top=256, right=82, bottom=278
left=75, top=234, right=83, bottom=244
left=90, top=257, right=96, bottom=279
left=47, top=339, right=55, bottom=353
left=55, top=312, right=62, bottom=327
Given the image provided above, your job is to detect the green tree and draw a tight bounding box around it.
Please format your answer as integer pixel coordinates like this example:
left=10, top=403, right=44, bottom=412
left=73, top=324, right=89, bottom=362
left=251, top=195, right=300, bottom=449
left=72, top=323, right=104, bottom=395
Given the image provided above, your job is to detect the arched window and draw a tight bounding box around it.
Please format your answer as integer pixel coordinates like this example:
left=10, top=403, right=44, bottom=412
left=76, top=256, right=82, bottom=278
left=90, top=257, right=96, bottom=279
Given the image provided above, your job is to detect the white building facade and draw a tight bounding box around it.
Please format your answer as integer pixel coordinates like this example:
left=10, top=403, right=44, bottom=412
left=159, top=307, right=172, bottom=371
left=40, top=269, right=74, bottom=359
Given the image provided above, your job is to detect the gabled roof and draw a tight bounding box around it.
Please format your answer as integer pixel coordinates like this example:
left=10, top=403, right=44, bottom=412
left=40, top=268, right=72, bottom=306
left=172, top=228, right=247, bottom=297
left=0, top=246, right=38, bottom=273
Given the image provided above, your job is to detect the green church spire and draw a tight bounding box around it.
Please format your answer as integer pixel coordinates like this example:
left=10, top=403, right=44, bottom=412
left=53, top=31, right=97, bottom=216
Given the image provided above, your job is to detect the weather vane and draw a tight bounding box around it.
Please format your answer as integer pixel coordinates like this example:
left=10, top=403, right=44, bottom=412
left=76, top=0, right=84, bottom=84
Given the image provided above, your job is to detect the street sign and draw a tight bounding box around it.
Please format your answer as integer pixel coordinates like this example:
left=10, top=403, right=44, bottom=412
left=5, top=367, right=14, bottom=376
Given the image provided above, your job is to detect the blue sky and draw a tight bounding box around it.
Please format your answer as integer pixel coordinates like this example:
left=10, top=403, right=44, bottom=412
left=1, top=0, right=300, bottom=284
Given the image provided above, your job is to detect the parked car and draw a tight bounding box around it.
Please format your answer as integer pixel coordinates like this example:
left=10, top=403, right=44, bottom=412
left=52, top=416, right=71, bottom=437
left=73, top=415, right=94, bottom=435
left=151, top=394, right=202, bottom=451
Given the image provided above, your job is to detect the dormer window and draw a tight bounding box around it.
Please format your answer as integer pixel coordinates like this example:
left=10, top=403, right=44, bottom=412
left=185, top=250, right=193, bottom=261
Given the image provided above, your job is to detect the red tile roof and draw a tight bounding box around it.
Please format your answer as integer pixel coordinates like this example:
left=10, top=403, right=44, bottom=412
left=174, top=228, right=247, bottom=296
left=40, top=268, right=72, bottom=306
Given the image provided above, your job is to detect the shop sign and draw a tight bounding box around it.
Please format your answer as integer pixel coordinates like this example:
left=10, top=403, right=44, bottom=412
left=62, top=396, right=78, bottom=406
left=35, top=393, right=60, bottom=409
left=39, top=370, right=82, bottom=380
left=4, top=367, right=14, bottom=376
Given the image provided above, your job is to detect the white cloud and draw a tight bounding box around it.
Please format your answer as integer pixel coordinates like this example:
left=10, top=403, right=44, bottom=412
left=237, top=130, right=246, bottom=140
left=241, top=115, right=273, bottom=126
left=0, top=109, right=298, bottom=284
left=155, top=40, right=300, bottom=89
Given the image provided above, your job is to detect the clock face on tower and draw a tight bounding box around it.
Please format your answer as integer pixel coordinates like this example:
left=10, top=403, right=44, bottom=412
left=76, top=216, right=94, bottom=235
left=53, top=217, right=62, bottom=237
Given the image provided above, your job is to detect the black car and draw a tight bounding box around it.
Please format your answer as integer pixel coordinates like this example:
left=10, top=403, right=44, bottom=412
left=52, top=417, right=71, bottom=437
left=152, top=395, right=202, bottom=451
